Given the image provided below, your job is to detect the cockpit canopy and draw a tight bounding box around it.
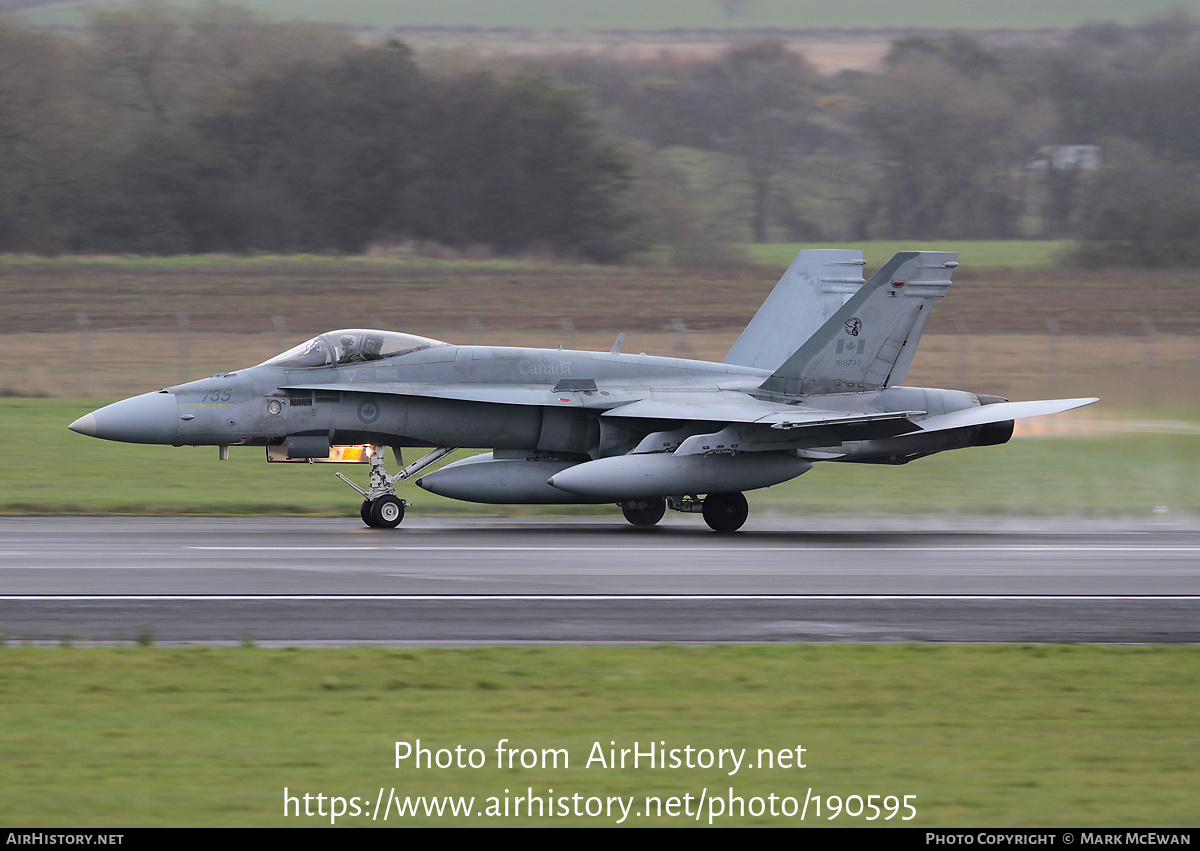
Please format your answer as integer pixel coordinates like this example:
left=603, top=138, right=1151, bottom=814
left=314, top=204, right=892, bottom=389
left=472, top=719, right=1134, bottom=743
left=259, top=329, right=449, bottom=369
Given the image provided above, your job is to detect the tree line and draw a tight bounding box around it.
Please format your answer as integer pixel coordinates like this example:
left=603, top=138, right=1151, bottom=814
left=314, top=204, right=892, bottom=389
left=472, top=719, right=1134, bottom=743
left=541, top=14, right=1200, bottom=264
left=0, top=2, right=632, bottom=260
left=3, top=2, right=1200, bottom=264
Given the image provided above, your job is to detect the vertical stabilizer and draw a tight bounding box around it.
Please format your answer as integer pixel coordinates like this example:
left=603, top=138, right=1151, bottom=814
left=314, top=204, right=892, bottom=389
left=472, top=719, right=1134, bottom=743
left=724, top=249, right=866, bottom=371
left=760, top=251, right=958, bottom=396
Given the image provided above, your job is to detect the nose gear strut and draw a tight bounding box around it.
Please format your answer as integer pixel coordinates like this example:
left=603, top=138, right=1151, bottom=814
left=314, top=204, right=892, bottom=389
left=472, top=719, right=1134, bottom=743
left=336, top=445, right=457, bottom=528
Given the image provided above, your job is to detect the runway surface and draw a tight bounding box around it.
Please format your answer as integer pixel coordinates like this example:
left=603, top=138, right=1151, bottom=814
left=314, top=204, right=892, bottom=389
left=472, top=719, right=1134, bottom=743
left=2, top=515, right=1198, bottom=644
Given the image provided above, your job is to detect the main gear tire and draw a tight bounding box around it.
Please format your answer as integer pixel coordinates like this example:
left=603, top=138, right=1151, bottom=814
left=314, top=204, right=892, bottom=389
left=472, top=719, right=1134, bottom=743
left=620, top=498, right=666, bottom=527
left=702, top=492, right=748, bottom=533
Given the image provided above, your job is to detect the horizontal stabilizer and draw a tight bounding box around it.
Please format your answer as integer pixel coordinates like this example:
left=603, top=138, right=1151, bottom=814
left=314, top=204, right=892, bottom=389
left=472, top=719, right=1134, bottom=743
left=916, top=398, right=1099, bottom=434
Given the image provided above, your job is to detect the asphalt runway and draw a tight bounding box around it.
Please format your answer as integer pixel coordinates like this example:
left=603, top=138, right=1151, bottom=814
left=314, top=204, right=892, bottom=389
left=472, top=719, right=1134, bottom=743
left=2, top=515, right=1198, bottom=644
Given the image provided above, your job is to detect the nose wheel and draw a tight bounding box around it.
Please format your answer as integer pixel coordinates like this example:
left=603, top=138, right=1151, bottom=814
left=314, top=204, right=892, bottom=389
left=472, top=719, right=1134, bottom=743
left=362, top=495, right=405, bottom=528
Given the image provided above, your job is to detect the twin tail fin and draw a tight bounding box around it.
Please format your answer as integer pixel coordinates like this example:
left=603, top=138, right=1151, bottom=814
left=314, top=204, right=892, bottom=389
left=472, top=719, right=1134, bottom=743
left=760, top=251, right=957, bottom=396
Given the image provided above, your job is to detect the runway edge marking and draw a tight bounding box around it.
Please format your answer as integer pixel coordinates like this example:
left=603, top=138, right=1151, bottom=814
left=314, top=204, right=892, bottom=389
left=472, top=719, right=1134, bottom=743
left=3, top=594, right=1200, bottom=602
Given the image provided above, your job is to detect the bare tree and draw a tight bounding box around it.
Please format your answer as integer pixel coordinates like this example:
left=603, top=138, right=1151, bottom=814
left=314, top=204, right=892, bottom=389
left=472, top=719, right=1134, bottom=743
left=695, top=42, right=827, bottom=242
left=859, top=55, right=1052, bottom=238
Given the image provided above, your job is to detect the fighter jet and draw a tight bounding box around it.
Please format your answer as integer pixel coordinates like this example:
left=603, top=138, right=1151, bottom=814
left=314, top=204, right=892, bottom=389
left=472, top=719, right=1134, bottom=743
left=68, top=249, right=1097, bottom=531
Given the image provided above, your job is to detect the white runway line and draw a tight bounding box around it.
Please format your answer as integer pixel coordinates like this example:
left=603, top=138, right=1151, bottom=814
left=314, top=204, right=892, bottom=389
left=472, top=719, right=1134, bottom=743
left=185, top=545, right=1200, bottom=553
left=3, top=594, right=1199, bottom=602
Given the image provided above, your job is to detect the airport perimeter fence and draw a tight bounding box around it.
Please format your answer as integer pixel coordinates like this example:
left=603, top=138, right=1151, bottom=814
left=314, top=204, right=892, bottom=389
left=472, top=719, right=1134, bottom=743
left=6, top=315, right=1199, bottom=419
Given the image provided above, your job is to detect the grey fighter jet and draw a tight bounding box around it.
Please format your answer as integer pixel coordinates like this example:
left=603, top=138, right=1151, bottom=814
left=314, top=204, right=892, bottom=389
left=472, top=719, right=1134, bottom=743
left=68, top=250, right=1097, bottom=531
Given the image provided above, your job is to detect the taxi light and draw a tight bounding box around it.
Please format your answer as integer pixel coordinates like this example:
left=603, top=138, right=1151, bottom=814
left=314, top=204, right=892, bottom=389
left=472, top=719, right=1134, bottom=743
left=266, top=444, right=372, bottom=464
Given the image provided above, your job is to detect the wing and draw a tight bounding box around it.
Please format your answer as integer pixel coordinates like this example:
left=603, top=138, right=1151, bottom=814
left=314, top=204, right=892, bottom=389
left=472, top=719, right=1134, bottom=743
left=600, top=392, right=926, bottom=454
left=599, top=393, right=1101, bottom=456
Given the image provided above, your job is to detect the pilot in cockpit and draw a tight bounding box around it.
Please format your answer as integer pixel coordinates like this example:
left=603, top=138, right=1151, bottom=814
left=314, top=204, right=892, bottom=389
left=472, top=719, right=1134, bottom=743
left=338, top=334, right=360, bottom=363
left=337, top=333, right=385, bottom=364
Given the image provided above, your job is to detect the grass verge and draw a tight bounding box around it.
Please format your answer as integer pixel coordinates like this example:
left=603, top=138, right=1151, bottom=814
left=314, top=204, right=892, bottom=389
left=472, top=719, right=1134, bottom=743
left=11, top=399, right=1198, bottom=518
left=0, top=645, right=1196, bottom=826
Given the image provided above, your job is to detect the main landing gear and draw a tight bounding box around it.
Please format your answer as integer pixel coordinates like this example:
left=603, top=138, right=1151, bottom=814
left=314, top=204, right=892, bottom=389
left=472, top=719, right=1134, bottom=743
left=620, top=492, right=750, bottom=532
left=337, top=445, right=456, bottom=529
left=700, top=492, right=749, bottom=533
left=620, top=498, right=666, bottom=527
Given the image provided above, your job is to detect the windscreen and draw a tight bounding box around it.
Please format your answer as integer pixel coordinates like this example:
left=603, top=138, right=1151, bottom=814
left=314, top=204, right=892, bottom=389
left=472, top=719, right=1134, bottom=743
left=260, top=329, right=448, bottom=368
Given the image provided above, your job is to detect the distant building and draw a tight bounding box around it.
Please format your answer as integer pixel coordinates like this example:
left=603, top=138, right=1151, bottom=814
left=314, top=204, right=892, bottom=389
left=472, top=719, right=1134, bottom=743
left=1026, top=145, right=1102, bottom=171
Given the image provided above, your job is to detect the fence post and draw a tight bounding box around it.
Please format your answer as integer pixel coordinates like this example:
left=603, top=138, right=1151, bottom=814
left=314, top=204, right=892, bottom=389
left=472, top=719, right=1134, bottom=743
left=954, top=320, right=969, bottom=389
left=177, top=313, right=191, bottom=386
left=76, top=312, right=90, bottom=397
left=671, top=318, right=692, bottom=358
left=1141, top=319, right=1157, bottom=407
left=1046, top=317, right=1061, bottom=397
left=271, top=315, right=288, bottom=354
left=559, top=317, right=576, bottom=351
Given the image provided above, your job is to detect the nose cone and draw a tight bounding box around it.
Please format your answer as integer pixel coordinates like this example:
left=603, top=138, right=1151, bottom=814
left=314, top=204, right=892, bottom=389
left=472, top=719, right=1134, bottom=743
left=69, top=391, right=179, bottom=444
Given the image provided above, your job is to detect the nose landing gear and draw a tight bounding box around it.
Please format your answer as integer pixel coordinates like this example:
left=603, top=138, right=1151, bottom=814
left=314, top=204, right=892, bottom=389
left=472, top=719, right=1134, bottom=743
left=337, top=445, right=456, bottom=528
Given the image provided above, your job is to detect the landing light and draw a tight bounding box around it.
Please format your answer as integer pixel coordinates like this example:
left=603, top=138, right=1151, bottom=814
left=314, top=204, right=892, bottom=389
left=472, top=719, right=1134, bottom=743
left=266, top=444, right=372, bottom=464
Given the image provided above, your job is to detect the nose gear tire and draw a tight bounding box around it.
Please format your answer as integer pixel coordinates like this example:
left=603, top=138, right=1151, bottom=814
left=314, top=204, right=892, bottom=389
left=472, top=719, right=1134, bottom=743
left=370, top=495, right=405, bottom=528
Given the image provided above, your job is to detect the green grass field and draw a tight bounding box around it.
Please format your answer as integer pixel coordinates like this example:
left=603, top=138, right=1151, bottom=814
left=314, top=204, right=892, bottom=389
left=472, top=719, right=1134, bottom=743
left=6, top=397, right=1198, bottom=826
left=0, top=251, right=567, bottom=272
left=0, top=646, right=1196, bottom=826
left=0, top=238, right=1067, bottom=272
left=5, top=399, right=1197, bottom=518
left=743, top=241, right=1074, bottom=271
